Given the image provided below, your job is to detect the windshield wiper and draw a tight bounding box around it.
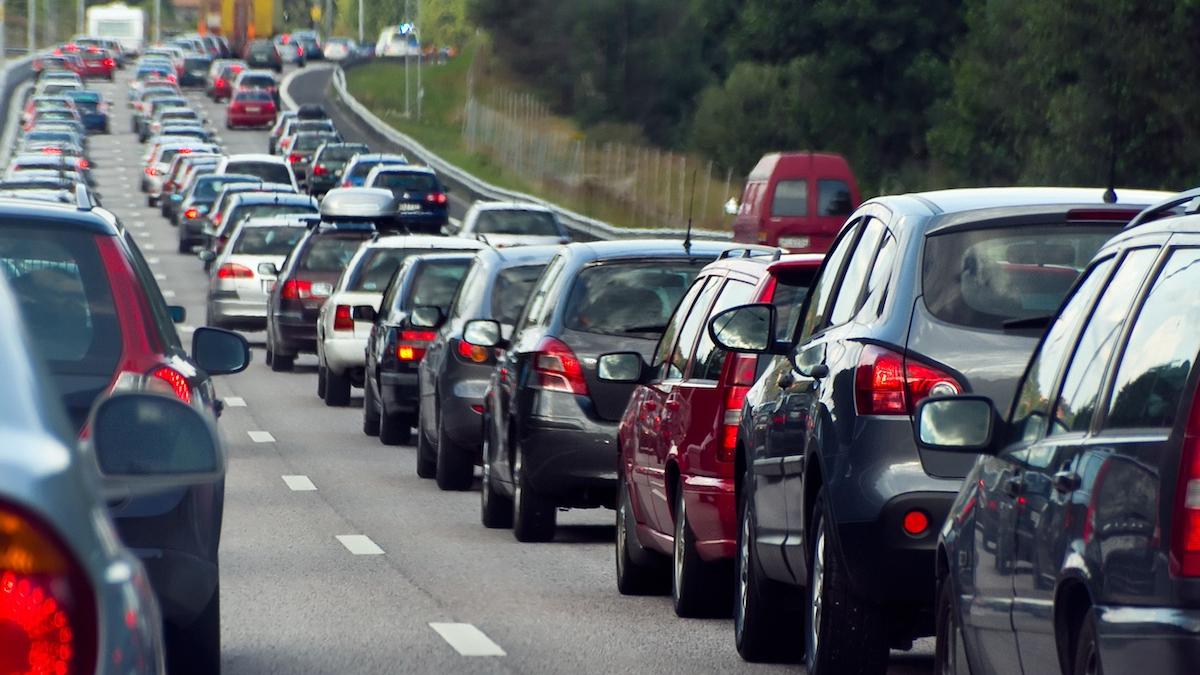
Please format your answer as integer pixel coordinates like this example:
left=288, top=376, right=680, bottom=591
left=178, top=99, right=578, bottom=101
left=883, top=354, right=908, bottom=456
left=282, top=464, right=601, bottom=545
left=1001, top=315, right=1053, bottom=330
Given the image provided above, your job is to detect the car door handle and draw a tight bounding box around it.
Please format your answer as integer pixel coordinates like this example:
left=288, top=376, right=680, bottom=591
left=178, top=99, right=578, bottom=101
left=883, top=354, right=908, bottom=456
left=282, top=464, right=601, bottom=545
left=1053, top=471, right=1081, bottom=494
left=1005, top=476, right=1023, bottom=497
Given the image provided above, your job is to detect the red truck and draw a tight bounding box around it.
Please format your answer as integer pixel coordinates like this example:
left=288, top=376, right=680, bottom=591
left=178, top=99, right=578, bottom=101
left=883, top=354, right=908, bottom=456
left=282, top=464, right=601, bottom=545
left=730, top=152, right=860, bottom=253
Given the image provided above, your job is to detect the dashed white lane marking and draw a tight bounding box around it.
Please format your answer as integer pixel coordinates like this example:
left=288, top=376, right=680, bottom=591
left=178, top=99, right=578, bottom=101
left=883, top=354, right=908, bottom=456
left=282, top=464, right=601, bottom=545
left=178, top=324, right=196, bottom=333
left=161, top=289, right=176, bottom=298
left=136, top=231, right=150, bottom=238
left=154, top=272, right=166, bottom=280
left=147, top=257, right=160, bottom=264
left=429, top=623, right=506, bottom=656
left=336, top=534, right=385, bottom=555
left=282, top=475, right=317, bottom=491
left=143, top=243, right=157, bottom=251
left=224, top=396, right=247, bottom=407
left=247, top=430, right=275, bottom=443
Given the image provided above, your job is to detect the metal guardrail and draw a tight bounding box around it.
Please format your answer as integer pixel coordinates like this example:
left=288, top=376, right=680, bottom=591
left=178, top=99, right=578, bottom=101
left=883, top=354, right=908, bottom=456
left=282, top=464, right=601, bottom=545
left=0, top=56, right=38, bottom=168
left=327, top=66, right=733, bottom=242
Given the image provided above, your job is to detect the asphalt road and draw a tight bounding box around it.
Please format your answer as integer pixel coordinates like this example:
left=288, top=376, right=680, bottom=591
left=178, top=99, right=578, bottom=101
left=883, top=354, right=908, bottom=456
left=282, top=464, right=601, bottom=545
left=77, top=63, right=934, bottom=674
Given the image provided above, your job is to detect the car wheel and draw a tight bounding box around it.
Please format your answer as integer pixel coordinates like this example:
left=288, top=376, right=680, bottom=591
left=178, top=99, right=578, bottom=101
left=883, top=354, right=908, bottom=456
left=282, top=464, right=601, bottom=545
left=269, top=343, right=294, bottom=371
left=806, top=488, right=888, bottom=675
left=264, top=345, right=274, bottom=366
left=435, top=413, right=474, bottom=491
left=615, top=467, right=668, bottom=595
left=672, top=487, right=732, bottom=617
left=1072, top=609, right=1103, bottom=675
left=480, top=421, right=513, bottom=528
left=734, top=479, right=802, bottom=662
left=324, top=367, right=351, bottom=406
left=147, top=195, right=155, bottom=207
left=512, top=442, right=555, bottom=542
left=380, top=399, right=412, bottom=446
left=414, top=414, right=436, bottom=475
left=317, top=364, right=327, bottom=399
left=177, top=238, right=191, bottom=254
left=935, top=573, right=969, bottom=675
left=165, top=583, right=219, bottom=675
left=362, top=378, right=381, bottom=436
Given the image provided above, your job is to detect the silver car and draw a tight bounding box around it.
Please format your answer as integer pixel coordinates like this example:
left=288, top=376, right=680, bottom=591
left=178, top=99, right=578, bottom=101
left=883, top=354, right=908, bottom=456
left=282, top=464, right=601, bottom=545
left=204, top=214, right=312, bottom=330
left=449, top=201, right=572, bottom=247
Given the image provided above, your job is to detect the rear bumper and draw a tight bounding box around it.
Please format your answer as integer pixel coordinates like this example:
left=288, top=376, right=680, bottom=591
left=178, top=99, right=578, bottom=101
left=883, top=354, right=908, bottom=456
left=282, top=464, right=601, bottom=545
left=273, top=315, right=318, bottom=353
left=211, top=296, right=268, bottom=327
left=1095, top=605, right=1200, bottom=673
left=380, top=369, right=419, bottom=414
left=519, top=409, right=618, bottom=508
left=440, top=382, right=488, bottom=453
left=323, top=336, right=366, bottom=373
left=228, top=113, right=275, bottom=127
left=682, top=475, right=737, bottom=561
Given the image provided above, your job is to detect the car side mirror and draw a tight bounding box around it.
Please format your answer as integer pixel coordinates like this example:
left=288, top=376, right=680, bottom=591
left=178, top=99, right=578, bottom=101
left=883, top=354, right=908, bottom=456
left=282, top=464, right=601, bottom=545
left=169, top=305, right=187, bottom=323
left=411, top=305, right=443, bottom=329
left=89, top=393, right=223, bottom=495
left=708, top=303, right=784, bottom=354
left=191, top=327, right=250, bottom=375
left=914, top=396, right=997, bottom=454
left=463, top=319, right=503, bottom=348
left=597, top=352, right=646, bottom=383
left=352, top=305, right=377, bottom=322
left=257, top=262, right=278, bottom=276
left=197, top=249, right=216, bottom=262
left=790, top=343, right=828, bottom=378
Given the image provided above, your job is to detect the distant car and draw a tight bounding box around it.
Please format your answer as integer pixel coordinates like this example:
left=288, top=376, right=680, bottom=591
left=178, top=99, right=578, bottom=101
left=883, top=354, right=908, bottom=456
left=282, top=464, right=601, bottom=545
left=216, top=154, right=298, bottom=191
left=293, top=30, right=324, bottom=60
left=451, top=202, right=571, bottom=247
left=729, top=152, right=860, bottom=253
left=175, top=173, right=261, bottom=253
left=233, top=69, right=280, bottom=107
left=318, top=236, right=485, bottom=407
left=207, top=59, right=245, bottom=101
left=226, top=88, right=277, bottom=129
left=286, top=130, right=343, bottom=186
left=477, top=240, right=730, bottom=541
left=161, top=153, right=222, bottom=220
left=323, top=38, right=357, bottom=61
left=306, top=142, right=370, bottom=196
left=205, top=214, right=313, bottom=330
left=143, top=142, right=221, bottom=205
left=340, top=152, right=408, bottom=188
left=244, top=39, right=283, bottom=72
left=204, top=191, right=320, bottom=261
left=267, top=110, right=299, bottom=153
left=924, top=188, right=1200, bottom=675
left=275, top=118, right=337, bottom=156
left=78, top=46, right=116, bottom=80
left=65, top=89, right=110, bottom=132
left=180, top=53, right=213, bottom=86
left=274, top=34, right=307, bottom=66
left=364, top=165, right=450, bottom=234
left=419, top=245, right=559, bottom=490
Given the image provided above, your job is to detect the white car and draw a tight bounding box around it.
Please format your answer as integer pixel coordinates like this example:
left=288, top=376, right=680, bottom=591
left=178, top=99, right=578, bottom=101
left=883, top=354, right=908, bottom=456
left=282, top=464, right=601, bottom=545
left=316, top=235, right=486, bottom=405
left=449, top=201, right=572, bottom=247
left=204, top=214, right=312, bottom=330
left=323, top=38, right=356, bottom=61
left=215, top=153, right=299, bottom=192
left=142, top=141, right=220, bottom=204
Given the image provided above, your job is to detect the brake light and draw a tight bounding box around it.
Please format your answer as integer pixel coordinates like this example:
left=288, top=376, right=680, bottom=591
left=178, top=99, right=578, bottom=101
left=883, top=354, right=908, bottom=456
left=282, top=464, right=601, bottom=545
left=76, top=158, right=89, bottom=170
left=718, top=353, right=757, bottom=461
left=333, top=305, right=354, bottom=331
left=396, top=330, right=437, bottom=361
left=0, top=502, right=97, bottom=675
left=145, top=167, right=158, bottom=176
left=288, top=153, right=302, bottom=164
left=531, top=336, right=587, bottom=395
left=280, top=279, right=310, bottom=299
left=217, top=263, right=253, bottom=279
left=854, top=345, right=961, bottom=416
left=148, top=366, right=192, bottom=403
left=1171, top=394, right=1200, bottom=576
left=902, top=510, right=930, bottom=536
left=103, top=58, right=114, bottom=68
left=184, top=208, right=199, bottom=220
left=456, top=338, right=490, bottom=363
left=426, top=192, right=448, bottom=205
left=313, top=165, right=327, bottom=176
left=215, top=77, right=226, bottom=87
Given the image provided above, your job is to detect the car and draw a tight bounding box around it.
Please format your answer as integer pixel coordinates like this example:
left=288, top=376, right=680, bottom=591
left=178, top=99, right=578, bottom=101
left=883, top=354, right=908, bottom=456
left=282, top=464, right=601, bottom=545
left=202, top=182, right=303, bottom=252
left=0, top=191, right=250, bottom=674
left=275, top=118, right=337, bottom=156
left=287, top=131, right=343, bottom=185
left=922, top=188, right=1200, bottom=675
left=323, top=37, right=357, bottom=61
left=65, top=89, right=111, bottom=132
left=162, top=153, right=223, bottom=220
left=157, top=123, right=220, bottom=145
left=243, top=39, right=283, bottom=72
left=306, top=142, right=370, bottom=196
left=175, top=173, right=262, bottom=252
left=293, top=30, right=324, bottom=59
left=610, top=250, right=823, bottom=615
left=318, top=235, right=486, bottom=407
left=450, top=202, right=571, bottom=247
left=77, top=46, right=117, bottom=80
left=730, top=152, right=861, bottom=252
left=203, top=191, right=320, bottom=262
left=7, top=153, right=93, bottom=186
left=267, top=110, right=299, bottom=153
left=143, top=142, right=221, bottom=204
left=340, top=152, right=408, bottom=188
left=207, top=59, right=245, bottom=101
left=144, top=106, right=206, bottom=141
left=274, top=34, right=307, bottom=66
left=364, top=165, right=451, bottom=234
left=419, top=245, right=560, bottom=490
left=204, top=214, right=314, bottom=330
left=215, top=154, right=298, bottom=191
left=476, top=239, right=734, bottom=541
left=232, top=69, right=281, bottom=107
left=226, top=88, right=278, bottom=129
left=180, top=53, right=213, bottom=86
left=135, top=93, right=189, bottom=138
left=706, top=186, right=1172, bottom=670
left=22, top=94, right=77, bottom=126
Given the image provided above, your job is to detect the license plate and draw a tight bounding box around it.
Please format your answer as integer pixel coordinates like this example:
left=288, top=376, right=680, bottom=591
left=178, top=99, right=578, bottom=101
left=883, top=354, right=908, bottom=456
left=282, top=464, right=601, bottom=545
left=397, top=203, right=422, bottom=212
left=779, top=236, right=811, bottom=250
left=246, top=106, right=261, bottom=113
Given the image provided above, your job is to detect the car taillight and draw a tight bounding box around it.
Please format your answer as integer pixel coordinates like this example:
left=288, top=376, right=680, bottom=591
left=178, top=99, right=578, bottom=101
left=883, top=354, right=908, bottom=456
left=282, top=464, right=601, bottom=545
left=1171, top=393, right=1200, bottom=577
left=333, top=305, right=354, bottom=331
left=854, top=344, right=961, bottom=416
left=104, top=58, right=114, bottom=68
left=0, top=501, right=97, bottom=675
left=217, top=263, right=253, bottom=279
left=184, top=208, right=199, bottom=219
left=456, top=338, right=490, bottom=364
left=342, top=180, right=351, bottom=187
left=719, top=353, right=758, bottom=462
left=313, top=165, right=326, bottom=176
left=279, top=279, right=328, bottom=300
left=215, top=77, right=226, bottom=87
left=145, top=167, right=158, bottom=176
left=397, top=330, right=437, bottom=361
left=426, top=192, right=448, bottom=205
left=531, top=336, right=587, bottom=395
left=288, top=153, right=302, bottom=164
left=76, top=158, right=89, bottom=170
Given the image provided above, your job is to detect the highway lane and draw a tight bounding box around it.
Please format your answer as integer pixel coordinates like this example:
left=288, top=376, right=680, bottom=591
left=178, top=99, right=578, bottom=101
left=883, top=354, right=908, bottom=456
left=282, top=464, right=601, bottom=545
left=72, top=65, right=933, bottom=673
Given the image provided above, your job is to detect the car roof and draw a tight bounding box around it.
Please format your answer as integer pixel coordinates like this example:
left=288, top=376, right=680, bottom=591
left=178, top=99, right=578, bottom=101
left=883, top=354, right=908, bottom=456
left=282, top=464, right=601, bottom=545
left=369, top=235, right=487, bottom=250
left=882, top=186, right=1175, bottom=218
left=469, top=201, right=554, bottom=214
left=232, top=192, right=317, bottom=206
left=0, top=198, right=117, bottom=235
left=239, top=214, right=317, bottom=228
left=224, top=154, right=286, bottom=164
left=567, top=239, right=746, bottom=262
left=350, top=153, right=407, bottom=163
left=485, top=243, right=563, bottom=266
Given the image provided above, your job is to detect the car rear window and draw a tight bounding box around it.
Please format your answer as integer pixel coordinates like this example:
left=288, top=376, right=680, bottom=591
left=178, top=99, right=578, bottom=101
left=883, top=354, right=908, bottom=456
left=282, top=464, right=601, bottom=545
left=232, top=226, right=305, bottom=255
left=564, top=261, right=704, bottom=337
left=771, top=180, right=808, bottom=217
left=240, top=75, right=275, bottom=88
left=295, top=134, right=338, bottom=152
left=372, top=172, right=437, bottom=193
left=490, top=264, right=547, bottom=324
left=406, top=260, right=472, bottom=310
left=0, top=227, right=120, bottom=371
left=475, top=211, right=559, bottom=236
left=319, top=145, right=369, bottom=162
left=185, top=57, right=210, bottom=68
left=235, top=90, right=272, bottom=102
left=298, top=236, right=364, bottom=273
left=923, top=226, right=1115, bottom=330
left=195, top=175, right=256, bottom=201
left=227, top=161, right=291, bottom=185
left=346, top=248, right=474, bottom=292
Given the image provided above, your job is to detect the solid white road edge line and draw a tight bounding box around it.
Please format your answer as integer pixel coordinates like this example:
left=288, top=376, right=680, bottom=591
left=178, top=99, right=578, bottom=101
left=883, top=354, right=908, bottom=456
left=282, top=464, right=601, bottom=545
left=282, top=475, right=317, bottom=491
left=247, top=430, right=275, bottom=443
left=428, top=623, right=507, bottom=657
left=336, top=534, right=384, bottom=555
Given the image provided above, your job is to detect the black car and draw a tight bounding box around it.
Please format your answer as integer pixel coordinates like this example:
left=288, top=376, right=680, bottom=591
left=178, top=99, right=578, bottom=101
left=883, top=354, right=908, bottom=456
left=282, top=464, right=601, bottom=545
left=417, top=245, right=559, bottom=490
left=705, top=187, right=1172, bottom=670
left=307, top=142, right=370, bottom=196
left=175, top=174, right=260, bottom=253
left=265, top=220, right=374, bottom=370
left=244, top=39, right=283, bottom=72
left=362, top=252, right=476, bottom=446
left=364, top=165, right=450, bottom=234
left=180, top=54, right=213, bottom=86
left=472, top=240, right=727, bottom=541
left=287, top=131, right=343, bottom=186
left=922, top=188, right=1200, bottom=675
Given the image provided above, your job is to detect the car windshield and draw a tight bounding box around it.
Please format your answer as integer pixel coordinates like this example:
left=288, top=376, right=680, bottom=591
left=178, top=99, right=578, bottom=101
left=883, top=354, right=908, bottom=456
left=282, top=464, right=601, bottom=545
left=372, top=172, right=436, bottom=192
left=491, top=264, right=546, bottom=324
left=298, top=236, right=364, bottom=272
left=232, top=226, right=305, bottom=255
left=474, top=210, right=559, bottom=236
left=564, top=261, right=703, bottom=337
left=405, top=260, right=472, bottom=310
left=226, top=161, right=291, bottom=185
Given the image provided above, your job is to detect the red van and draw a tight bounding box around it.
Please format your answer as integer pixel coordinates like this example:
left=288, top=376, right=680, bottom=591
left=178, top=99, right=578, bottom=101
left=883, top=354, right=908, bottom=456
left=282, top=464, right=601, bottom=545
left=730, top=152, right=860, bottom=253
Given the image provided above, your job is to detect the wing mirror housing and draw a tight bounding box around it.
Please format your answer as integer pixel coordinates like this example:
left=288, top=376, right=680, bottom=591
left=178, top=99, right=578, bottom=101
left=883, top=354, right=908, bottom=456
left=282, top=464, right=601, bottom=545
left=708, top=303, right=788, bottom=355
left=191, top=326, right=251, bottom=375
left=197, top=249, right=216, bottom=262
left=410, top=305, right=443, bottom=329
left=351, top=305, right=377, bottom=322
left=168, top=305, right=186, bottom=323
left=597, top=352, right=647, bottom=383
left=257, top=262, right=278, bottom=276
left=914, top=395, right=998, bottom=454
left=463, top=319, right=505, bottom=348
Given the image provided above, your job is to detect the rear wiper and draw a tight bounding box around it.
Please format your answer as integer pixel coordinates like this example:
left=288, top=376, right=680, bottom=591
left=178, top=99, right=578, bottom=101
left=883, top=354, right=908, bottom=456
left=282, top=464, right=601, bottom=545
left=1001, top=315, right=1053, bottom=330
left=621, top=325, right=667, bottom=334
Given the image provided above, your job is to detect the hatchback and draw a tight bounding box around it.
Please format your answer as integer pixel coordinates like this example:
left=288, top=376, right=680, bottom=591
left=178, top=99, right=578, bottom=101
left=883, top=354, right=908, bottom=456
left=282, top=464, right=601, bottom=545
left=244, top=39, right=283, bottom=72
left=205, top=215, right=312, bottom=330
left=364, top=165, right=450, bottom=234
left=175, top=173, right=260, bottom=252
left=216, top=154, right=298, bottom=191
left=227, top=88, right=277, bottom=129
left=204, top=191, right=320, bottom=260
left=287, top=131, right=343, bottom=185
left=451, top=202, right=571, bottom=247
left=339, top=152, right=408, bottom=188
left=307, top=142, right=370, bottom=195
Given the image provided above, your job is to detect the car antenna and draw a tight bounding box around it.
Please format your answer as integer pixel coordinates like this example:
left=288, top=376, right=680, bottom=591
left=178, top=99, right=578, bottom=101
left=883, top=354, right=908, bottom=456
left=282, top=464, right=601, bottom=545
left=683, top=166, right=698, bottom=255
left=1103, top=142, right=1118, bottom=204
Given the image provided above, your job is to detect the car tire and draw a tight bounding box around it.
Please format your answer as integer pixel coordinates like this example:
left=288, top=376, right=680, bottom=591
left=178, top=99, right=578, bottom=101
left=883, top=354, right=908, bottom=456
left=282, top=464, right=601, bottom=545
left=435, top=414, right=474, bottom=491
left=671, top=487, right=731, bottom=617
left=415, top=417, right=436, bottom=476
left=363, top=379, right=381, bottom=436
left=269, top=345, right=294, bottom=372
left=805, top=489, right=888, bottom=675
left=177, top=238, right=191, bottom=254
left=380, top=400, right=412, bottom=446
left=1072, top=609, right=1103, bottom=675
left=935, top=572, right=970, bottom=675
left=734, top=479, right=802, bottom=662
left=512, top=442, right=556, bottom=542
left=325, top=368, right=351, bottom=406
left=165, top=583, right=220, bottom=675
left=615, top=468, right=668, bottom=595
left=147, top=195, right=156, bottom=207
left=317, top=364, right=327, bottom=399
left=480, top=420, right=513, bottom=528
left=264, top=346, right=274, bottom=366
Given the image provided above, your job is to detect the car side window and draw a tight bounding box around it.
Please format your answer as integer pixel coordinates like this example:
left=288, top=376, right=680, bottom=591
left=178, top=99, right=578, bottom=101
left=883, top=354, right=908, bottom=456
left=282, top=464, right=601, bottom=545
left=1050, top=248, right=1157, bottom=436
left=691, top=279, right=757, bottom=382
left=828, top=218, right=885, bottom=326
left=797, top=220, right=861, bottom=340
left=857, top=228, right=897, bottom=322
left=519, top=254, right=567, bottom=331
left=666, top=277, right=721, bottom=380
left=1009, top=257, right=1115, bottom=443
left=1105, top=247, right=1200, bottom=430
left=651, top=276, right=711, bottom=377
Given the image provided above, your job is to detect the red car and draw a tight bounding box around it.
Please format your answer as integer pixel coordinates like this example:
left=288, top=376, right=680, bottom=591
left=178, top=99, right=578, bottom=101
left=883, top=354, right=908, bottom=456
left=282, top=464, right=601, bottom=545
left=209, top=63, right=245, bottom=101
left=731, top=152, right=861, bottom=253
left=78, top=47, right=116, bottom=80
left=226, top=89, right=277, bottom=128
left=614, top=250, right=823, bottom=615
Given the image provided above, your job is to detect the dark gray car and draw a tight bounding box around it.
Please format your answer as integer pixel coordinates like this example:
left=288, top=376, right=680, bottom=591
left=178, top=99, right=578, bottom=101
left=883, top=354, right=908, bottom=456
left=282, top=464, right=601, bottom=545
left=417, top=245, right=559, bottom=490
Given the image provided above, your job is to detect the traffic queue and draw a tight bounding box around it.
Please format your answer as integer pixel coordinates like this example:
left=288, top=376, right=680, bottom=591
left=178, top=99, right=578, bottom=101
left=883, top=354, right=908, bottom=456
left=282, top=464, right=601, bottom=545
left=4, top=32, right=1200, bottom=675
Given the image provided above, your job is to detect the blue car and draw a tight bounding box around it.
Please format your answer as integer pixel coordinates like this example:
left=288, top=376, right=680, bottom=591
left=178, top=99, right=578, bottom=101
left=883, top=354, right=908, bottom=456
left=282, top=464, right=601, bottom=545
left=66, top=89, right=110, bottom=133
left=339, top=152, right=408, bottom=187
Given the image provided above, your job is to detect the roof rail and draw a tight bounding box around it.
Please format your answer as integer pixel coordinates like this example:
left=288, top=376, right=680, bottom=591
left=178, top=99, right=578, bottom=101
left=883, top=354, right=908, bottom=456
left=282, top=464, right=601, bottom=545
left=717, top=246, right=782, bottom=260
left=74, top=183, right=93, bottom=211
left=1125, top=187, right=1200, bottom=230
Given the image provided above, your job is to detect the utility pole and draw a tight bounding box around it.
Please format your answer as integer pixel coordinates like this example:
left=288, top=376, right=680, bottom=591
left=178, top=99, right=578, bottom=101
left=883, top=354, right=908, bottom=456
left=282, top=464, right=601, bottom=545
left=357, top=0, right=363, bottom=43
left=77, top=0, right=84, bottom=36
left=415, top=0, right=421, bottom=120
left=1, top=1, right=7, bottom=96
left=154, top=0, right=160, bottom=43
left=27, top=0, right=35, bottom=52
